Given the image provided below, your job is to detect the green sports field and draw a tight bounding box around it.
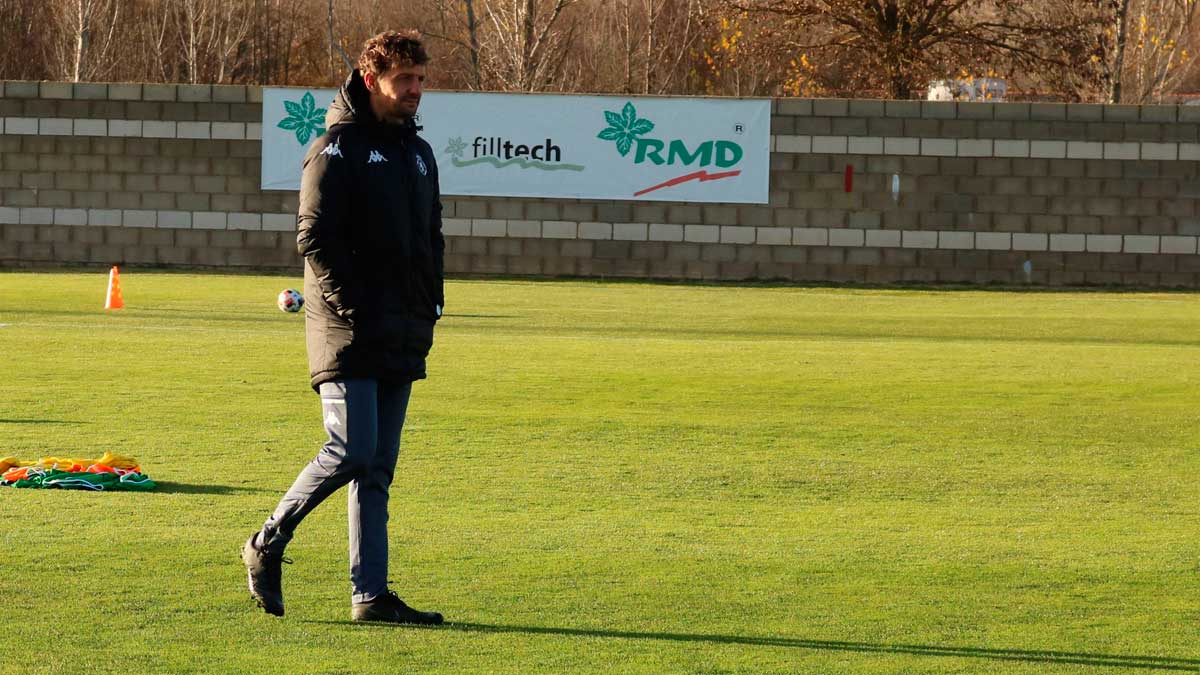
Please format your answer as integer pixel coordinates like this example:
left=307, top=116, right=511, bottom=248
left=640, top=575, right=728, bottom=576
left=0, top=270, right=1197, bottom=674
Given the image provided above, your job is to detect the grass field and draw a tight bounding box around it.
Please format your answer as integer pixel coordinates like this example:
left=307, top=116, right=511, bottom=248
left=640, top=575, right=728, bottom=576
left=0, top=270, right=1198, bottom=674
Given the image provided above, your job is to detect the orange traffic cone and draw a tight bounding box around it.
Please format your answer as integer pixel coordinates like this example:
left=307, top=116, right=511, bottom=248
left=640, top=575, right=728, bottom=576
left=105, top=266, right=125, bottom=310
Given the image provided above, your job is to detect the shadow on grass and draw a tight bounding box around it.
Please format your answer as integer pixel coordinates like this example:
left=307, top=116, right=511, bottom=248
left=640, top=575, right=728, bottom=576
left=306, top=620, right=1198, bottom=671
left=448, top=273, right=1200, bottom=295
left=0, top=419, right=85, bottom=425
left=152, top=481, right=272, bottom=495
left=7, top=308, right=518, bottom=324
left=5, top=308, right=290, bottom=324
left=547, top=325, right=1200, bottom=348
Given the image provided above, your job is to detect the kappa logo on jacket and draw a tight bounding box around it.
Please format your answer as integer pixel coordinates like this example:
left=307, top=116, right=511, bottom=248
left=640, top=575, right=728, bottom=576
left=414, top=153, right=428, bottom=176
left=320, top=141, right=343, bottom=158
left=368, top=150, right=387, bottom=164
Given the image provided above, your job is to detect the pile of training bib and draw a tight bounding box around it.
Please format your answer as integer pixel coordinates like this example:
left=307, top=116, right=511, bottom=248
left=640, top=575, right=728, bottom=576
left=0, top=452, right=155, bottom=491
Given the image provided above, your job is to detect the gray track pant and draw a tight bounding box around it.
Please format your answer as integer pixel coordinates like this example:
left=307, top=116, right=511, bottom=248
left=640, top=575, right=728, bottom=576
left=256, top=378, right=412, bottom=603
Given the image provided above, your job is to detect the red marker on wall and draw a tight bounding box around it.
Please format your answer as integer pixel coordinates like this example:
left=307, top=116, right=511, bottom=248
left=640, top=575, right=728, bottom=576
left=844, top=164, right=854, bottom=193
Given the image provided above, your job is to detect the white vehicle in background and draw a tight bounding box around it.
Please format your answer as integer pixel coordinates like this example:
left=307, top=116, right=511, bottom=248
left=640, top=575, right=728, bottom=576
left=927, top=78, right=1008, bottom=102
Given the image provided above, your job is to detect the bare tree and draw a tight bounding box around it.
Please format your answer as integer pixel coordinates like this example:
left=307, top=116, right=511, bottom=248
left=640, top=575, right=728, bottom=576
left=1108, top=0, right=1133, bottom=102
left=140, top=1, right=177, bottom=82
left=599, top=0, right=705, bottom=94
left=0, top=0, right=53, bottom=80
left=173, top=0, right=254, bottom=83
left=484, top=0, right=578, bottom=91
left=7, top=0, right=1199, bottom=102
left=462, top=0, right=484, bottom=88
left=1104, top=0, right=1200, bottom=102
left=427, top=0, right=488, bottom=88
left=328, top=0, right=354, bottom=82
left=49, top=0, right=122, bottom=82
left=246, top=0, right=311, bottom=85
left=726, top=0, right=1108, bottom=99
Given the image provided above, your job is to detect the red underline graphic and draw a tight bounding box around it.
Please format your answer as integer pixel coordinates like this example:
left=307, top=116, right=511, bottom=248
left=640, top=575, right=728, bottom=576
left=634, top=169, right=742, bottom=197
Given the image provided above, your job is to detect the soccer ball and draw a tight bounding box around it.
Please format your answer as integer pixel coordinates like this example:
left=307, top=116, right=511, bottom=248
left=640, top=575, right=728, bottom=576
left=277, top=288, right=304, bottom=313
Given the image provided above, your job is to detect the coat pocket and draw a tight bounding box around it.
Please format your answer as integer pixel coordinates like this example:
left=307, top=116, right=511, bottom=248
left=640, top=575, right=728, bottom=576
left=400, top=318, right=434, bottom=359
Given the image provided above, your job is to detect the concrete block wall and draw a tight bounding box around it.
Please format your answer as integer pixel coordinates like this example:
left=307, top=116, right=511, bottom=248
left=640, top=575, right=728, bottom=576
left=2, top=80, right=1199, bottom=286
left=0, top=81, right=301, bottom=270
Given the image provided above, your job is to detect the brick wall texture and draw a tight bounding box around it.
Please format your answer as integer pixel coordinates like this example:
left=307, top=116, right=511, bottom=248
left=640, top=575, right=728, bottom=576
left=3, top=80, right=1200, bottom=287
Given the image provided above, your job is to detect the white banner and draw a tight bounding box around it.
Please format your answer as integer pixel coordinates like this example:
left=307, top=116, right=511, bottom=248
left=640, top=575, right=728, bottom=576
left=261, top=88, right=336, bottom=191
left=262, top=88, right=770, bottom=204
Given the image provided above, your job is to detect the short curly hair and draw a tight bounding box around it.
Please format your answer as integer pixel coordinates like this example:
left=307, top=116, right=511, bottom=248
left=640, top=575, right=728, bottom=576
left=358, top=30, right=429, bottom=77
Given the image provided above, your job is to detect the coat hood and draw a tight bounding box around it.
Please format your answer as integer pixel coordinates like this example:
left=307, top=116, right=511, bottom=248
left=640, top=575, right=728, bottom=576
left=326, top=69, right=420, bottom=136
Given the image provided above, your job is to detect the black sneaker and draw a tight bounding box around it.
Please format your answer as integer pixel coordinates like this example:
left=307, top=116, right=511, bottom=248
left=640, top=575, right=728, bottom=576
left=241, top=534, right=290, bottom=617
left=352, top=590, right=444, bottom=625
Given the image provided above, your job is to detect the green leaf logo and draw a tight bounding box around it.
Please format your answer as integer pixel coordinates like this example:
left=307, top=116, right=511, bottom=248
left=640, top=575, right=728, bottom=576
left=277, top=92, right=326, bottom=145
left=597, top=102, right=655, bottom=157
left=444, top=136, right=468, bottom=159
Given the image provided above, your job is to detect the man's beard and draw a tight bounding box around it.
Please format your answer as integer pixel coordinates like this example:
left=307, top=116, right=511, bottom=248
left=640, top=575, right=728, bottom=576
left=385, top=98, right=419, bottom=123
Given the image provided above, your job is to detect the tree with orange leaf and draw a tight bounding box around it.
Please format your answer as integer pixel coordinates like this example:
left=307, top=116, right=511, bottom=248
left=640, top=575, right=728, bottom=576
left=1104, top=0, right=1199, bottom=103
left=724, top=0, right=1109, bottom=99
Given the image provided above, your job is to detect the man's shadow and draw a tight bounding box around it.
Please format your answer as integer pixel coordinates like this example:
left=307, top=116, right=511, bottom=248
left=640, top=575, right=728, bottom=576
left=311, top=620, right=1199, bottom=672
left=153, top=482, right=272, bottom=495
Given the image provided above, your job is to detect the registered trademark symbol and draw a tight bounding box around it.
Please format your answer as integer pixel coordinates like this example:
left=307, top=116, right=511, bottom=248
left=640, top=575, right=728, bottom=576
left=734, top=123, right=745, bottom=134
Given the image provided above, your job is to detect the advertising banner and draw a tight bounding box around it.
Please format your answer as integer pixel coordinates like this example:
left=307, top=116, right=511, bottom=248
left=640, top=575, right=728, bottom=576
left=262, top=88, right=770, bottom=204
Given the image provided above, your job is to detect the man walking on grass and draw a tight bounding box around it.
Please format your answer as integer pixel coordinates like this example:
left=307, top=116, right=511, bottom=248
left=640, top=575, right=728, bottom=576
left=242, top=29, right=445, bottom=625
